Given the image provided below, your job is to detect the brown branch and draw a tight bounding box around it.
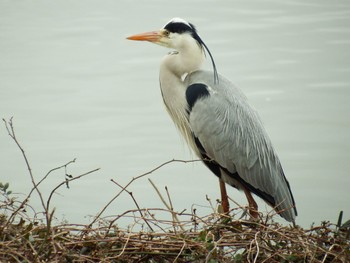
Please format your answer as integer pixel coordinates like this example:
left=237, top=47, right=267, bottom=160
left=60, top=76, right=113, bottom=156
left=46, top=168, right=100, bottom=214
left=88, top=158, right=201, bottom=228
left=3, top=118, right=47, bottom=224
left=37, top=159, right=76, bottom=189
left=110, top=178, right=154, bottom=232
left=148, top=178, right=185, bottom=232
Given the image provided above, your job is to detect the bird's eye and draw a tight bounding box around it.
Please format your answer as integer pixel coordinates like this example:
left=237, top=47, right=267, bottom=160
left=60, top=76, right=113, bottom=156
left=163, top=30, right=170, bottom=37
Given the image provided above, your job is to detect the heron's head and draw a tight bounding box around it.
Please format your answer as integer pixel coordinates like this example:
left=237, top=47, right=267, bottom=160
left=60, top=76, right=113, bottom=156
left=127, top=18, right=218, bottom=82
left=127, top=18, right=199, bottom=49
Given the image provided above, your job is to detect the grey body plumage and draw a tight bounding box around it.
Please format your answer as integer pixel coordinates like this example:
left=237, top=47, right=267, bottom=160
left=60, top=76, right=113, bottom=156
left=185, top=70, right=297, bottom=222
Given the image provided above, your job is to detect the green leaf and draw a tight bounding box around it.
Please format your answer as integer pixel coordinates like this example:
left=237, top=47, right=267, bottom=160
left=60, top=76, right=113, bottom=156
left=233, top=253, right=243, bottom=263
left=285, top=254, right=300, bottom=262
left=197, top=230, right=208, bottom=241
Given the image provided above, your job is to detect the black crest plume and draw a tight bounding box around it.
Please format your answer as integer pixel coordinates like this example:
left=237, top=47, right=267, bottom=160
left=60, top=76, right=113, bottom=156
left=164, top=20, right=219, bottom=84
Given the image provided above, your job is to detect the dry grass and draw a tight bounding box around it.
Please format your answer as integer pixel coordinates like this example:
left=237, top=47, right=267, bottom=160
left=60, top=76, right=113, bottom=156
left=1, top=206, right=349, bottom=262
left=1, top=118, right=349, bottom=262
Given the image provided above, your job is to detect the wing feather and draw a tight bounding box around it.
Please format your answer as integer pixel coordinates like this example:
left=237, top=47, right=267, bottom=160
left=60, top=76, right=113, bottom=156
left=185, top=70, right=297, bottom=221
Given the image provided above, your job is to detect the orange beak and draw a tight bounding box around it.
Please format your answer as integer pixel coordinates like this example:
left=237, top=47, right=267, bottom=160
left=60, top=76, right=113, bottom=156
left=127, top=31, right=162, bottom=43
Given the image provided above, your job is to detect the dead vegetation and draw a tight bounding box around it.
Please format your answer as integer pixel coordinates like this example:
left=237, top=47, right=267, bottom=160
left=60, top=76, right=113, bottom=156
left=1, top=204, right=349, bottom=262
left=1, top=118, right=349, bottom=262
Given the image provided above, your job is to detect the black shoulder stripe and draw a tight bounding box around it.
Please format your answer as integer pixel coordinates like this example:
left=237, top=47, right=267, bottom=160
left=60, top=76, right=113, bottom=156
left=186, top=83, right=210, bottom=112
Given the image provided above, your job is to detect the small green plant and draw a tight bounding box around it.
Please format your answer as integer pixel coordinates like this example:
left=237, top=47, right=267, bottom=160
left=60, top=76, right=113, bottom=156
left=0, top=182, right=12, bottom=196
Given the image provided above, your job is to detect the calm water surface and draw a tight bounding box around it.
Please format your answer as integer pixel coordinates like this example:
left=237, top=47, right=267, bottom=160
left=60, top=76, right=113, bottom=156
left=1, top=0, right=349, bottom=227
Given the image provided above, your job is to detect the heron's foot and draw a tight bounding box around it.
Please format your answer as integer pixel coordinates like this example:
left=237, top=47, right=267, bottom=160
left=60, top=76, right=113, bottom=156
left=240, top=206, right=260, bottom=222
left=242, top=188, right=259, bottom=221
left=248, top=208, right=260, bottom=221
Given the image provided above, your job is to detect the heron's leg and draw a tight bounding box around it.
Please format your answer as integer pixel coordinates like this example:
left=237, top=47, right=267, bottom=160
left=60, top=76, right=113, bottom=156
left=243, top=188, right=259, bottom=219
left=219, top=179, right=230, bottom=213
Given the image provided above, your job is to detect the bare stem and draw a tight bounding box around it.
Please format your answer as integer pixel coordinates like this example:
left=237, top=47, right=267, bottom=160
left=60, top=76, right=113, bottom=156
left=148, top=179, right=185, bottom=232
left=111, top=179, right=154, bottom=231
left=88, top=159, right=201, bottom=228
left=46, top=168, right=100, bottom=214
left=3, top=118, right=47, bottom=224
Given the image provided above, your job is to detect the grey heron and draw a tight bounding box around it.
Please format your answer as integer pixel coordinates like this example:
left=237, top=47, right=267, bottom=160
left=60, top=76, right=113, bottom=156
left=127, top=18, right=297, bottom=223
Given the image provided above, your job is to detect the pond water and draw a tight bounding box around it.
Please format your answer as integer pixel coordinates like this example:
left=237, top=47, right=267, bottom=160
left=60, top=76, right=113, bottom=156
left=1, top=0, right=349, bottom=228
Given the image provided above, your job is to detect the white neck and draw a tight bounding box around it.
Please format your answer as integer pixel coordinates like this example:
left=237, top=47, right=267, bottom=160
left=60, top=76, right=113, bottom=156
left=162, top=35, right=205, bottom=78
left=159, top=40, right=205, bottom=154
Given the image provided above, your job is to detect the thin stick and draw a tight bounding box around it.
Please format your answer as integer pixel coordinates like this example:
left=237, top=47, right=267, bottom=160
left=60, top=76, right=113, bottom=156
left=165, top=186, right=174, bottom=213
left=148, top=179, right=185, bottom=232
left=253, top=231, right=260, bottom=263
left=88, top=159, right=201, bottom=228
left=46, top=168, right=100, bottom=214
left=3, top=118, right=47, bottom=224
left=165, top=186, right=178, bottom=232
left=38, top=159, right=76, bottom=189
left=111, top=179, right=154, bottom=232
left=173, top=240, right=186, bottom=263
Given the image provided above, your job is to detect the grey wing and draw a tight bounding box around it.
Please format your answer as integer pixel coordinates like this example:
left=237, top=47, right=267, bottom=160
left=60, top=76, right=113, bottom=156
left=185, top=71, right=297, bottom=222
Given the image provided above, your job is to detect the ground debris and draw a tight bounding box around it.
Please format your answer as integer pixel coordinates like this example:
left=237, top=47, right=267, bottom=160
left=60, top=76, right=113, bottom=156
left=1, top=210, right=349, bottom=263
